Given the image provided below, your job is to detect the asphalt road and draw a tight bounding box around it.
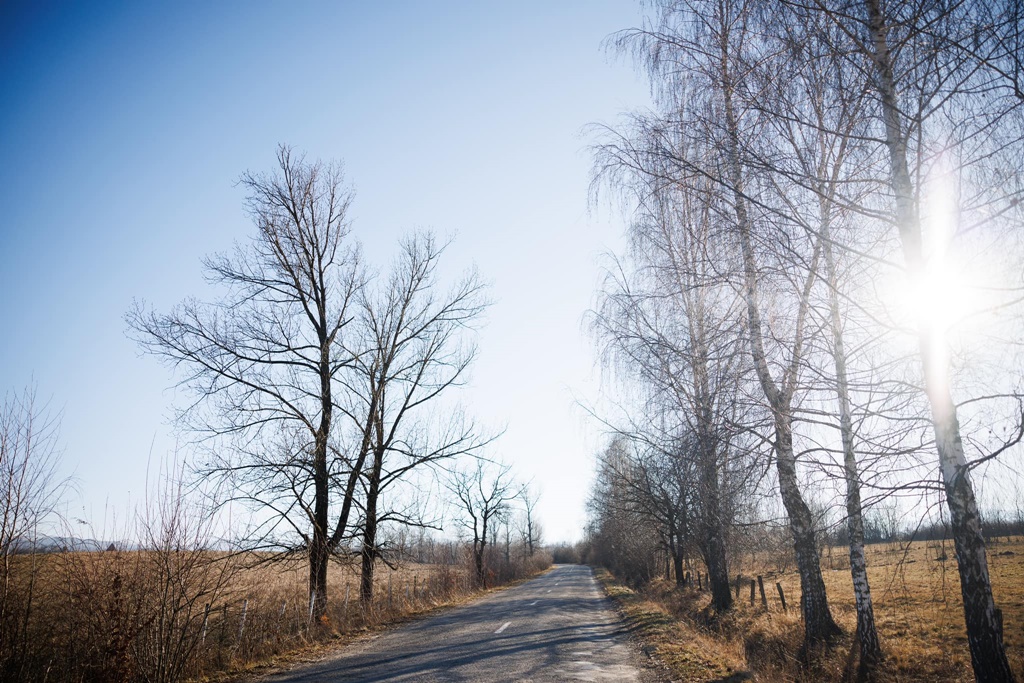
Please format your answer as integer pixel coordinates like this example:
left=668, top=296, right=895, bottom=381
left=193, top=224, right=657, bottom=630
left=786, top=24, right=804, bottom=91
left=263, top=565, right=649, bottom=682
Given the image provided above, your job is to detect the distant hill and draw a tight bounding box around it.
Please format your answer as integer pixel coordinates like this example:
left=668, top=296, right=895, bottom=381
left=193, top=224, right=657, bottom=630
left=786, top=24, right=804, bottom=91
left=9, top=536, right=110, bottom=553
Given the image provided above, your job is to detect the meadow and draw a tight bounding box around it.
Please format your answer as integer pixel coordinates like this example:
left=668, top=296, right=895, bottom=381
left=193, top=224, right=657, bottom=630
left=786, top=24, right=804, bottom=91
left=1, top=547, right=550, bottom=683
left=598, top=537, right=1024, bottom=682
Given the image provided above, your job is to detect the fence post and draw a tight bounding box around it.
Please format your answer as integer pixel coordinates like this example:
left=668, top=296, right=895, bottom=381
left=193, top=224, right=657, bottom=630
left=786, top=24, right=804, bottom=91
left=344, top=584, right=350, bottom=623
left=697, top=572, right=702, bottom=590
left=735, top=575, right=741, bottom=599
left=775, top=582, right=787, bottom=613
left=749, top=578, right=756, bottom=605
left=757, top=576, right=768, bottom=610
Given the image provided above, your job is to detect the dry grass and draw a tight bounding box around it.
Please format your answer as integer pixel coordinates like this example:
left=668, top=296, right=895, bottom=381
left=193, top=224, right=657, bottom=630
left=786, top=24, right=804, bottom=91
left=194, top=559, right=477, bottom=679
left=597, top=569, right=749, bottom=682
left=597, top=537, right=1024, bottom=682
left=3, top=549, right=549, bottom=683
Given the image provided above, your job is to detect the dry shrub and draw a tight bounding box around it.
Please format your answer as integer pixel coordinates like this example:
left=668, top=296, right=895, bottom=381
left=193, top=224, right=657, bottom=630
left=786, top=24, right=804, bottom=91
left=0, top=387, right=67, bottom=681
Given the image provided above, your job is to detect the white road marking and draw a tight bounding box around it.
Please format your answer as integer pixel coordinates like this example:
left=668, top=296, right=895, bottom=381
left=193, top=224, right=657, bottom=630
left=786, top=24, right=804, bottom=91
left=529, top=600, right=538, bottom=606
left=495, top=621, right=511, bottom=634
left=546, top=589, right=552, bottom=593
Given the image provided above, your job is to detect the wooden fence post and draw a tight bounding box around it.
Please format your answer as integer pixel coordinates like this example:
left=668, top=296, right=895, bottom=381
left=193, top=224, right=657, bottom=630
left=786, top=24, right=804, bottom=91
left=749, top=578, right=756, bottom=605
left=735, top=575, right=741, bottom=599
left=775, top=582, right=787, bottom=613
left=757, top=576, right=768, bottom=610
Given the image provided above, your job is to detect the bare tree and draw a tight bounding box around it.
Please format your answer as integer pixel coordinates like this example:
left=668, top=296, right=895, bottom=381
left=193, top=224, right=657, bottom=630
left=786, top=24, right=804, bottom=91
left=127, top=145, right=361, bottom=620
left=0, top=386, right=66, bottom=679
left=517, top=484, right=542, bottom=557
left=585, top=437, right=665, bottom=587
left=447, top=460, right=520, bottom=588
left=347, top=233, right=491, bottom=605
left=794, top=1, right=1024, bottom=677
left=746, top=10, right=886, bottom=666
left=589, top=161, right=753, bottom=610
left=595, top=0, right=1024, bottom=675
left=605, top=0, right=845, bottom=644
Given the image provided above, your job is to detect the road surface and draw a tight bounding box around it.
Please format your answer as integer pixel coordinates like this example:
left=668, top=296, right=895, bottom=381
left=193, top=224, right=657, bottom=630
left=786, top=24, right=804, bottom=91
left=263, top=565, right=651, bottom=682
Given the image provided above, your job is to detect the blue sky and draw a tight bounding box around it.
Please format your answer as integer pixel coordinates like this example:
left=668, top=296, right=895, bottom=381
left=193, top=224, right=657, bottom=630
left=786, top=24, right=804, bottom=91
left=0, top=1, right=651, bottom=542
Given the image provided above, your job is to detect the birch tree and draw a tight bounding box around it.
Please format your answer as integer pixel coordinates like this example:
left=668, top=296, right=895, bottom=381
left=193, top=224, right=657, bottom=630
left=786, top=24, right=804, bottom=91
left=797, top=1, right=1024, bottom=677
left=750, top=10, right=886, bottom=667
left=591, top=153, right=751, bottom=610
left=608, top=0, right=843, bottom=642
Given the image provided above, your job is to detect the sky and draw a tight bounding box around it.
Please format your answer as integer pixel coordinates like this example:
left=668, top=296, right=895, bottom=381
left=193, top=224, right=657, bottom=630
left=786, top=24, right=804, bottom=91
left=0, top=1, right=652, bottom=543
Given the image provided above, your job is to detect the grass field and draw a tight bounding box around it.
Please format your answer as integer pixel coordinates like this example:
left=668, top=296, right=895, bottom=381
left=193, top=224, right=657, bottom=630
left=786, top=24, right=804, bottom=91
left=597, top=537, right=1024, bottom=682
left=1, top=548, right=549, bottom=683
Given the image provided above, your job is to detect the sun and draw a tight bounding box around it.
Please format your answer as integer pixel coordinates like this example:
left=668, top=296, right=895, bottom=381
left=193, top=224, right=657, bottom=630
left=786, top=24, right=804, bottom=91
left=893, top=158, right=973, bottom=393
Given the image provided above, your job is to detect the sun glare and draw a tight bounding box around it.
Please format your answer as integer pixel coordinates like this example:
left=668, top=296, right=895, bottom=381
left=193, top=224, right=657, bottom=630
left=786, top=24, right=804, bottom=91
left=901, top=158, right=970, bottom=392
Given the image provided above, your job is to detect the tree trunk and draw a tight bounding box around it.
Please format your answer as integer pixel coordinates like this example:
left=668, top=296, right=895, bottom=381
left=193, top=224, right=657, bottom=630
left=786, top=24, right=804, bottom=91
left=474, top=541, right=486, bottom=587
left=933, top=397, right=1013, bottom=681
left=714, top=10, right=839, bottom=637
left=863, top=2, right=1013, bottom=678
left=776, top=415, right=842, bottom=642
left=360, top=519, right=376, bottom=607
left=722, top=58, right=839, bottom=642
left=702, top=456, right=733, bottom=612
left=360, top=450, right=383, bottom=606
left=309, top=341, right=332, bottom=621
left=838, top=367, right=882, bottom=668
left=672, top=546, right=685, bottom=588
left=308, top=532, right=328, bottom=621
left=821, top=208, right=882, bottom=669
